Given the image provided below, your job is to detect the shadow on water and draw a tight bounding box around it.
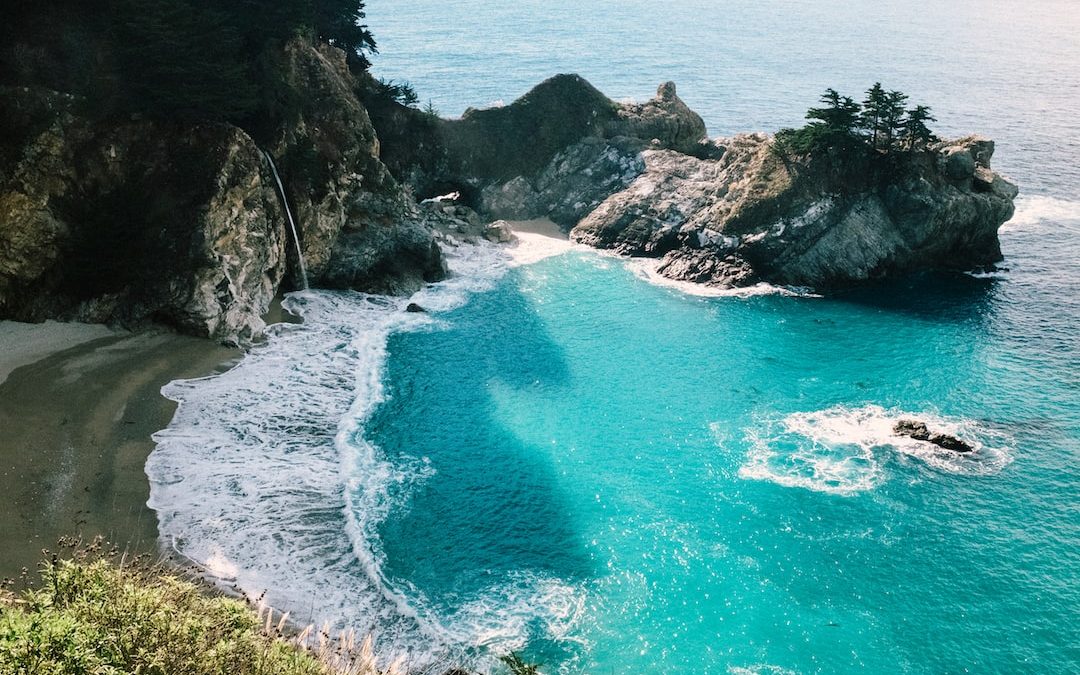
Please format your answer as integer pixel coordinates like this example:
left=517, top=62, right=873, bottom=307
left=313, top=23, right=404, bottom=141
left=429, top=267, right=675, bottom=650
left=829, top=270, right=998, bottom=324
left=366, top=273, right=591, bottom=621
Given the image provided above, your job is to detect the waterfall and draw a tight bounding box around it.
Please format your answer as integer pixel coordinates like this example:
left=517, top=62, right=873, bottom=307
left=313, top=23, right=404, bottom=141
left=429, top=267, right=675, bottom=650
left=261, top=150, right=310, bottom=290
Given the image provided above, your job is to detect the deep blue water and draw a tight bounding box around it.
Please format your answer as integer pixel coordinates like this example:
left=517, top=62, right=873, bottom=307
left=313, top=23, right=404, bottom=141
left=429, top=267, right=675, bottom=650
left=150, top=3, right=1080, bottom=674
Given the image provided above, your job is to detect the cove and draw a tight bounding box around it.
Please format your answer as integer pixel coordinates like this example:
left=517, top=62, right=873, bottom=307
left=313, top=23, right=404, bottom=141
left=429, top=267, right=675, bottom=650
left=365, top=248, right=1079, bottom=672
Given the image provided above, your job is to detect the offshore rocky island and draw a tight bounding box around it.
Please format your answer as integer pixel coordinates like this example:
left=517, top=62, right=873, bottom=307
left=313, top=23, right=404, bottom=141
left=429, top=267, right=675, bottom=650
left=1, top=39, right=1016, bottom=344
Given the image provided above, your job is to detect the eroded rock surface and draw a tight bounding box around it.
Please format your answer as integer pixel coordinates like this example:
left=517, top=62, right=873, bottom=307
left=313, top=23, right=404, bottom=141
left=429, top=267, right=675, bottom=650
left=570, top=134, right=1017, bottom=288
left=0, top=39, right=446, bottom=342
left=0, top=87, right=285, bottom=343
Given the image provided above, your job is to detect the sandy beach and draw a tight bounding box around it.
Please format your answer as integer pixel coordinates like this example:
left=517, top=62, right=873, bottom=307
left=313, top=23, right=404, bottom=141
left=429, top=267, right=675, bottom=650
left=0, top=322, right=238, bottom=577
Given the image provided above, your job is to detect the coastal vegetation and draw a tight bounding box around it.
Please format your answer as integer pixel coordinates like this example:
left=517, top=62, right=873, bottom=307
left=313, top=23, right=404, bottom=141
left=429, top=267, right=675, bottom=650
left=775, top=84, right=938, bottom=159
left=1, top=0, right=379, bottom=124
left=0, top=541, right=392, bottom=675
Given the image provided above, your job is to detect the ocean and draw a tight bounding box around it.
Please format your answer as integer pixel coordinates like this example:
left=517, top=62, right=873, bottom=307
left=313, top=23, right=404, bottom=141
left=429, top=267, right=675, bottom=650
left=147, top=2, right=1080, bottom=672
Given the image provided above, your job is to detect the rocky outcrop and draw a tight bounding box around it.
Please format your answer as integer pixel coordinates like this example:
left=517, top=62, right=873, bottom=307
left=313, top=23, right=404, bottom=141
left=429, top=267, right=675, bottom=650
left=894, top=420, right=974, bottom=453
left=366, top=76, right=707, bottom=227
left=0, top=39, right=447, bottom=342
left=261, top=40, right=445, bottom=294
left=570, top=133, right=1018, bottom=288
left=0, top=87, right=286, bottom=343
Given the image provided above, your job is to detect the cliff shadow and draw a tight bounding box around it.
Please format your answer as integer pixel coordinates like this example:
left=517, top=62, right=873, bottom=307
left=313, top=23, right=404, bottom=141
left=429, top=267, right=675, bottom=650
left=827, top=270, right=998, bottom=326
left=364, top=274, right=592, bottom=618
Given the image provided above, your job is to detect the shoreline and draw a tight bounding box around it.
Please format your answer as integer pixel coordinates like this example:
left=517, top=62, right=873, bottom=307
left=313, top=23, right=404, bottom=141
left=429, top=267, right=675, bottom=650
left=0, top=322, right=238, bottom=578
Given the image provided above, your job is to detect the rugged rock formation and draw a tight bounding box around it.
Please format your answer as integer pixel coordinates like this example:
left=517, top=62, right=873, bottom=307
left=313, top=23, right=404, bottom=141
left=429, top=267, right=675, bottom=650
left=0, top=39, right=445, bottom=343
left=0, top=87, right=286, bottom=343
left=366, top=74, right=1015, bottom=290
left=571, top=134, right=1018, bottom=288
left=366, top=76, right=707, bottom=227
left=264, top=41, right=444, bottom=294
left=894, top=419, right=974, bottom=453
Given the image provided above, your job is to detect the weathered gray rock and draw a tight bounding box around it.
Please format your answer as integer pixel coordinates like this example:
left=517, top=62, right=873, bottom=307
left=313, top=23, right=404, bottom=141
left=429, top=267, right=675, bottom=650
left=484, top=220, right=514, bottom=243
left=570, top=133, right=1018, bottom=288
left=266, top=39, right=445, bottom=294
left=609, top=82, right=708, bottom=155
left=0, top=87, right=286, bottom=343
left=370, top=75, right=706, bottom=227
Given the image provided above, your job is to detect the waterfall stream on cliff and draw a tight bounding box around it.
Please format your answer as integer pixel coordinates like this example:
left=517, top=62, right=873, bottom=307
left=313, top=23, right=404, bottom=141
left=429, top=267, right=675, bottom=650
left=262, top=151, right=310, bottom=290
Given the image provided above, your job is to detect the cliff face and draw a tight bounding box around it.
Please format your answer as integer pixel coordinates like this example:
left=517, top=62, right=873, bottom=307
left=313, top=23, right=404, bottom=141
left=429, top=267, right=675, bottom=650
left=367, top=74, right=1016, bottom=289
left=265, top=41, right=444, bottom=294
left=571, top=134, right=1018, bottom=287
left=0, top=39, right=444, bottom=343
left=0, top=87, right=286, bottom=342
left=368, top=77, right=708, bottom=227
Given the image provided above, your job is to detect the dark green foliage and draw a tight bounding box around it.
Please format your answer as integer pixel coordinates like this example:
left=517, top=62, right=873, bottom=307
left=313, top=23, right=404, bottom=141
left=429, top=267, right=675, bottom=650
left=776, top=84, right=938, bottom=161
left=0, top=0, right=378, bottom=124
left=902, top=105, right=938, bottom=149
left=110, top=0, right=259, bottom=121
left=371, top=78, right=421, bottom=108
left=776, top=88, right=863, bottom=157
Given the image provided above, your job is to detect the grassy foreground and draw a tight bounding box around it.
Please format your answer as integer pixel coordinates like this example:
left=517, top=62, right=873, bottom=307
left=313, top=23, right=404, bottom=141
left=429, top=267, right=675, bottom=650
left=0, top=542, right=393, bottom=675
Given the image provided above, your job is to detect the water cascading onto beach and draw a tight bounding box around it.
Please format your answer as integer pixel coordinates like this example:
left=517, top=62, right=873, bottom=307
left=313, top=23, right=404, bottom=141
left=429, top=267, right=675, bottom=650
left=261, top=150, right=310, bottom=290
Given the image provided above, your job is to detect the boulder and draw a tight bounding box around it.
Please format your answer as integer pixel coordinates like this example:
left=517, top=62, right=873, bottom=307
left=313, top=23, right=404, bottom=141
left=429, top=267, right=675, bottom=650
left=893, top=419, right=974, bottom=453
left=484, top=220, right=514, bottom=244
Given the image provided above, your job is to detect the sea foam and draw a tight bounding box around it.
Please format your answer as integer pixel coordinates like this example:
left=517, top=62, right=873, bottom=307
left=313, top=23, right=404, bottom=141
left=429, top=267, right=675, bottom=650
left=148, top=240, right=585, bottom=670
left=626, top=258, right=820, bottom=298
left=1003, top=195, right=1080, bottom=230
left=737, top=405, right=1012, bottom=495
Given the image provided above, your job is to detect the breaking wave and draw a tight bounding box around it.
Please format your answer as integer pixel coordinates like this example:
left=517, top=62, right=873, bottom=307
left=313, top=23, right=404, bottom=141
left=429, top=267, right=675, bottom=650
left=737, top=405, right=1012, bottom=495
left=1004, top=195, right=1080, bottom=230
left=147, top=240, right=586, bottom=671
left=625, top=258, right=820, bottom=298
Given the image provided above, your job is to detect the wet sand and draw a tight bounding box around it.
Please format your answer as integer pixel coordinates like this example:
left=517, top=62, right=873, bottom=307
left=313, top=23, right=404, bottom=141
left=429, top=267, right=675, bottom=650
left=0, top=324, right=238, bottom=577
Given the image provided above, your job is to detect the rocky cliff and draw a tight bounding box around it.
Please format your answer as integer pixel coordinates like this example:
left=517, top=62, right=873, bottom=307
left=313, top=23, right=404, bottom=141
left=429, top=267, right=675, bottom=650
left=0, top=39, right=444, bottom=343
left=571, top=134, right=1018, bottom=287
left=369, top=75, right=1016, bottom=290
left=2, top=62, right=1020, bottom=341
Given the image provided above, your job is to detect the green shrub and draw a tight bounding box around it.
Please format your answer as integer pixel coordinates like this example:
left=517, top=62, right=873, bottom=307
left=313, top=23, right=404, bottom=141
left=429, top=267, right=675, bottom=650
left=0, top=543, right=390, bottom=675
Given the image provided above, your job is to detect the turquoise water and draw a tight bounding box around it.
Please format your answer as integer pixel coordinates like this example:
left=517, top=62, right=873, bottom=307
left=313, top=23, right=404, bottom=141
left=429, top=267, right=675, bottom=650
left=364, top=250, right=1078, bottom=673
left=149, top=2, right=1080, bottom=673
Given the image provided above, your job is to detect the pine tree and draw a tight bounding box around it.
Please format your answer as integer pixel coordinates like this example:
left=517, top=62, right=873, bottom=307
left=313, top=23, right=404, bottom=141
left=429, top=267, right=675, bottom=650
left=879, top=90, right=909, bottom=152
left=902, top=105, right=938, bottom=149
left=860, top=83, right=888, bottom=151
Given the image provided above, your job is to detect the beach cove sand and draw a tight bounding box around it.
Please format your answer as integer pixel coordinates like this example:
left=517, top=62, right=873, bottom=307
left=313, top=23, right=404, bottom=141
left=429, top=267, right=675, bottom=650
left=0, top=321, right=238, bottom=577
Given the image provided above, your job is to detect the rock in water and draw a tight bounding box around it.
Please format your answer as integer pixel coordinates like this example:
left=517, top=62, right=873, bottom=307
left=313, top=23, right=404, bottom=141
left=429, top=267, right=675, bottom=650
left=894, top=419, right=974, bottom=453
left=571, top=134, right=1017, bottom=289
left=894, top=419, right=933, bottom=441
left=367, top=73, right=1016, bottom=290
left=405, top=303, right=426, bottom=313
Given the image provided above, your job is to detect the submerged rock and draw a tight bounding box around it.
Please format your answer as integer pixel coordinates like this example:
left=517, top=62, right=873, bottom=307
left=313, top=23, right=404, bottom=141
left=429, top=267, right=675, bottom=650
left=894, top=419, right=974, bottom=453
